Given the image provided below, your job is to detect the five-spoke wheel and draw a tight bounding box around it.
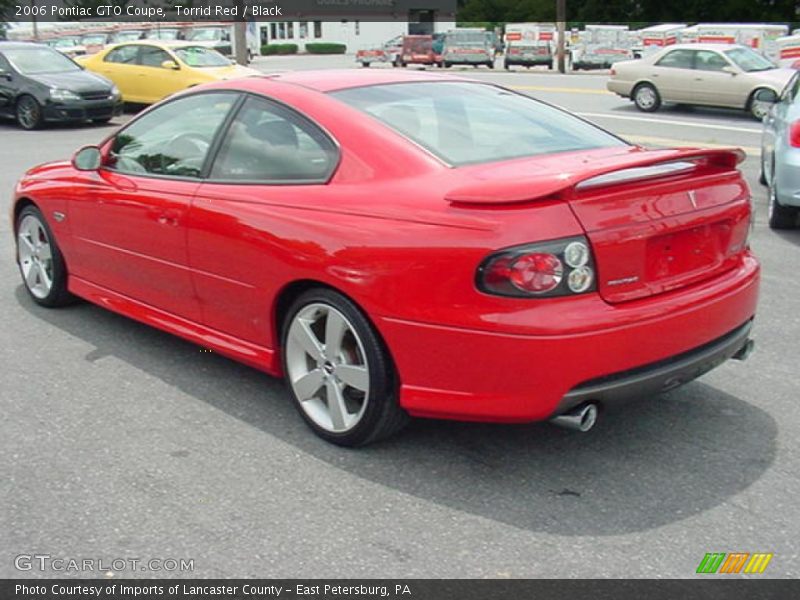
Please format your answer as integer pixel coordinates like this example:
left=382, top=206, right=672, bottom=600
left=16, top=205, right=73, bottom=307
left=282, top=289, right=408, bottom=446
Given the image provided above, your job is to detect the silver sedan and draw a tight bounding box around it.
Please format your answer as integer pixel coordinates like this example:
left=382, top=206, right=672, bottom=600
left=608, top=43, right=795, bottom=120
left=760, top=72, right=800, bottom=229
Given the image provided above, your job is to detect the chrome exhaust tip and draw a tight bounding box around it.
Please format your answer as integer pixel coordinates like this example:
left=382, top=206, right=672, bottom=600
left=550, top=403, right=599, bottom=433
left=732, top=339, right=755, bottom=361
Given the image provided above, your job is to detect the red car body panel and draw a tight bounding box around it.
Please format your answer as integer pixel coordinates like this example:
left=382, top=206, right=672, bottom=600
left=12, top=71, right=760, bottom=424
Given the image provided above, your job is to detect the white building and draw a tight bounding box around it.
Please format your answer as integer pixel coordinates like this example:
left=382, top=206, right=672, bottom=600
left=257, top=20, right=456, bottom=53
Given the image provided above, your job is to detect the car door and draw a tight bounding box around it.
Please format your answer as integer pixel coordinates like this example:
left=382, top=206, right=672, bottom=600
left=188, top=94, right=340, bottom=345
left=67, top=91, right=240, bottom=322
left=650, top=48, right=697, bottom=103
left=764, top=72, right=800, bottom=181
left=0, top=52, right=18, bottom=117
left=692, top=49, right=747, bottom=107
left=96, top=44, right=141, bottom=102
left=136, top=45, right=186, bottom=103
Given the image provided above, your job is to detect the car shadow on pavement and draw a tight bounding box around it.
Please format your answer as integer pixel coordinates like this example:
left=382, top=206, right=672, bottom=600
left=16, top=285, right=778, bottom=537
left=771, top=229, right=800, bottom=247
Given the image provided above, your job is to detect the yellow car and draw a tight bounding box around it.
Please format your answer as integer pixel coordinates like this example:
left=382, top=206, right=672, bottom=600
left=77, top=41, right=259, bottom=104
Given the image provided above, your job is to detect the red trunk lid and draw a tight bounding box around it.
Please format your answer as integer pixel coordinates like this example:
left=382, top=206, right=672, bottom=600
left=447, top=147, right=752, bottom=303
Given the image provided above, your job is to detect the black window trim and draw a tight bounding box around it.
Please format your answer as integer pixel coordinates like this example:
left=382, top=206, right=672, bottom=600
left=100, top=89, right=341, bottom=186
left=101, top=89, right=245, bottom=183
left=201, top=91, right=342, bottom=186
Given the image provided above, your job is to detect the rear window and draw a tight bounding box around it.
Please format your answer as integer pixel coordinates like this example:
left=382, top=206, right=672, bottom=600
left=332, top=82, right=626, bottom=166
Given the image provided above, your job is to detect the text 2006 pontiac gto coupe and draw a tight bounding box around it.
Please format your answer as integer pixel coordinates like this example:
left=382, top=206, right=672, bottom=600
left=12, top=70, right=759, bottom=445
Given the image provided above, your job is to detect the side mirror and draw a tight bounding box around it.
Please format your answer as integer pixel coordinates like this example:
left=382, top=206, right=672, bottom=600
left=722, top=65, right=738, bottom=75
left=72, top=146, right=102, bottom=171
left=754, top=88, right=779, bottom=104
left=161, top=59, right=180, bottom=70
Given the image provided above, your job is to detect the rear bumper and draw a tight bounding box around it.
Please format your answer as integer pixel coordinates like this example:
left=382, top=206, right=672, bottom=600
left=379, top=255, right=759, bottom=423
left=554, top=319, right=753, bottom=415
left=445, top=55, right=492, bottom=64
left=506, top=57, right=552, bottom=66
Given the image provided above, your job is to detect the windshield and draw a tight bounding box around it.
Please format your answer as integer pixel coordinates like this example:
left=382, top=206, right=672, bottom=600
left=116, top=31, right=144, bottom=42
left=332, top=82, right=626, bottom=166
left=4, top=47, right=81, bottom=74
left=174, top=46, right=231, bottom=67
left=82, top=35, right=108, bottom=45
left=54, top=37, right=81, bottom=47
left=149, top=29, right=179, bottom=40
left=724, top=47, right=774, bottom=72
left=446, top=32, right=487, bottom=47
left=187, top=29, right=223, bottom=41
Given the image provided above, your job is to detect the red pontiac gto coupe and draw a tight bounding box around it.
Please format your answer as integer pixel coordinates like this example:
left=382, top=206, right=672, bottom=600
left=12, top=70, right=759, bottom=446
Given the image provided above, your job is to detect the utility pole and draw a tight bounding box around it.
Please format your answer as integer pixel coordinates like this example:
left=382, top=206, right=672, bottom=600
left=31, top=0, right=39, bottom=41
left=556, top=0, right=566, bottom=73
left=233, top=21, right=248, bottom=65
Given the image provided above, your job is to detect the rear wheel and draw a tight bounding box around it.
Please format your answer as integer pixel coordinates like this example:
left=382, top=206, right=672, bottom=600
left=360, top=61, right=370, bottom=68
left=16, top=205, right=74, bottom=307
left=282, top=288, right=409, bottom=446
left=16, top=95, right=43, bottom=130
left=633, top=82, right=661, bottom=112
left=768, top=172, right=799, bottom=229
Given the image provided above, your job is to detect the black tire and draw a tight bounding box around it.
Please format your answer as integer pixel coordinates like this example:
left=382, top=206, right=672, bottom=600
left=748, top=88, right=772, bottom=121
left=15, top=205, right=74, bottom=307
left=443, top=61, right=451, bottom=68
left=504, top=61, right=510, bottom=70
left=768, top=172, right=799, bottom=229
left=16, top=95, right=43, bottom=130
left=487, top=61, right=494, bottom=69
left=361, top=62, right=370, bottom=68
left=633, top=82, right=661, bottom=112
left=282, top=288, right=409, bottom=446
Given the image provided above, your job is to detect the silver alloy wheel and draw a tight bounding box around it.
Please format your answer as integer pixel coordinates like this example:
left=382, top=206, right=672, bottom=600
left=635, top=86, right=656, bottom=109
left=751, top=100, right=769, bottom=120
left=17, top=214, right=54, bottom=299
left=285, top=303, right=370, bottom=433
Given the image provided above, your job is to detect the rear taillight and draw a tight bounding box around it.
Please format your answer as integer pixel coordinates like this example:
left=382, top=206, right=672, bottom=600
left=790, top=121, right=800, bottom=148
left=478, top=236, right=597, bottom=298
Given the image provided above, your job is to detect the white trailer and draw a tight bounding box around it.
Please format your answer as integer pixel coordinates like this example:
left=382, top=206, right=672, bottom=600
left=632, top=23, right=686, bottom=58
left=776, top=34, right=800, bottom=68
left=694, top=24, right=789, bottom=62
left=573, top=25, right=631, bottom=70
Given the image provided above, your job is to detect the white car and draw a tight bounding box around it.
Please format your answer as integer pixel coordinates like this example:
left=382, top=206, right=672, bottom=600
left=607, top=43, right=795, bottom=119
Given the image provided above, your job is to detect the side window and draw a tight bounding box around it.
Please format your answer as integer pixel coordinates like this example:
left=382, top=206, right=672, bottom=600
left=108, top=93, right=237, bottom=178
left=104, top=45, right=139, bottom=64
left=138, top=46, right=171, bottom=68
left=210, top=96, right=338, bottom=182
left=695, top=50, right=729, bottom=72
left=784, top=73, right=800, bottom=104
left=655, top=49, right=695, bottom=69
left=0, top=53, right=11, bottom=71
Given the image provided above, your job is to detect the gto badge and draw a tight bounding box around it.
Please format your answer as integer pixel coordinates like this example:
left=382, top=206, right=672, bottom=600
left=53, top=211, right=66, bottom=222
left=687, top=190, right=698, bottom=209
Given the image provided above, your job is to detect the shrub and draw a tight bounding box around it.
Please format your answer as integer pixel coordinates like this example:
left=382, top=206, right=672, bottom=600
left=305, top=43, right=347, bottom=54
left=261, top=43, right=298, bottom=55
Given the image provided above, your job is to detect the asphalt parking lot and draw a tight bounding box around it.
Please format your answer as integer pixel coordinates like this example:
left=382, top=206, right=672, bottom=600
left=1, top=55, right=799, bottom=578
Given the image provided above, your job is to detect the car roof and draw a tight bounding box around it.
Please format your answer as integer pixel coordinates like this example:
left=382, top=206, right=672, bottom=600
left=660, top=43, right=744, bottom=51
left=265, top=69, right=472, bottom=92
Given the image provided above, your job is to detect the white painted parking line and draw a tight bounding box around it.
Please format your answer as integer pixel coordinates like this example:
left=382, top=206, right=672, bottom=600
left=577, top=112, right=762, bottom=134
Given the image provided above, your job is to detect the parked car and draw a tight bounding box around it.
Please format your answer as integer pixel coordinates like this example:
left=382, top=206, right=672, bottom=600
left=758, top=73, right=800, bottom=228
left=11, top=71, right=759, bottom=446
left=442, top=29, right=495, bottom=68
left=398, top=35, right=439, bottom=68
left=0, top=42, right=121, bottom=129
left=43, top=36, right=87, bottom=58
left=608, top=43, right=795, bottom=119
left=504, top=42, right=553, bottom=70
left=356, top=35, right=403, bottom=67
left=77, top=41, right=257, bottom=104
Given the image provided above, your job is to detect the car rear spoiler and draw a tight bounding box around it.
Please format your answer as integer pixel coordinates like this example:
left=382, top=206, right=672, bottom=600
left=445, top=147, right=745, bottom=206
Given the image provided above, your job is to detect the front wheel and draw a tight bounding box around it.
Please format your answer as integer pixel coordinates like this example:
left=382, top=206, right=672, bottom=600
left=633, top=83, right=661, bottom=112
left=282, top=289, right=409, bottom=446
left=16, top=205, right=74, bottom=307
left=16, top=95, right=43, bottom=130
left=749, top=88, right=772, bottom=121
